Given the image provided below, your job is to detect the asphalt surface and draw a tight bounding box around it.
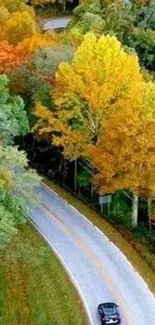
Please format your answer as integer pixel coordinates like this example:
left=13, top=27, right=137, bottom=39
left=30, top=183, right=155, bottom=325
left=42, top=17, right=71, bottom=30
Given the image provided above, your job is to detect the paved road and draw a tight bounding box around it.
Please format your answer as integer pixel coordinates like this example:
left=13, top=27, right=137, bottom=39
left=42, top=17, right=71, bottom=30
left=30, top=183, right=155, bottom=325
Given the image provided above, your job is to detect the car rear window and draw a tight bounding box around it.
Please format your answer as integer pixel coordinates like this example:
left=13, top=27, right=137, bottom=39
left=103, top=306, right=116, bottom=315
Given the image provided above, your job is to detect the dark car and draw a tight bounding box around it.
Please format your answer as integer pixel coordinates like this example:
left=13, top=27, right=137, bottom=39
left=98, top=302, right=121, bottom=325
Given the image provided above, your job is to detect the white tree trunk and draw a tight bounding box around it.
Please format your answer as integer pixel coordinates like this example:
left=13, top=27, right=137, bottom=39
left=132, top=193, right=138, bottom=228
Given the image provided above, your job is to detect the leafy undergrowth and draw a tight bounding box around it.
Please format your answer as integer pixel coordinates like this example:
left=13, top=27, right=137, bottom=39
left=43, top=177, right=155, bottom=294
left=0, top=223, right=88, bottom=325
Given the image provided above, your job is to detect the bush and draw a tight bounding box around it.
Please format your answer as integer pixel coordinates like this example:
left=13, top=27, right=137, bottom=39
left=134, top=225, right=155, bottom=249
left=109, top=192, right=132, bottom=227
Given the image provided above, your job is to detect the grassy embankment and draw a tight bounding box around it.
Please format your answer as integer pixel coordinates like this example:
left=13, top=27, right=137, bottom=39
left=43, top=177, right=155, bottom=295
left=0, top=223, right=88, bottom=325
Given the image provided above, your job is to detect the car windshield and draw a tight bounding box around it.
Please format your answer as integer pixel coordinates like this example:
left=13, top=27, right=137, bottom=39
left=103, top=306, right=116, bottom=316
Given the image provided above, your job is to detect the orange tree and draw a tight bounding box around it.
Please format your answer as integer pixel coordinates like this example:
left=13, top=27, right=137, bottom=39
left=0, top=42, right=29, bottom=73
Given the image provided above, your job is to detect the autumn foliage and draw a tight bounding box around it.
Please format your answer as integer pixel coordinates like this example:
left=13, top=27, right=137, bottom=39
left=88, top=81, right=155, bottom=197
left=34, top=32, right=155, bottom=227
left=5, top=11, right=37, bottom=45
left=35, top=33, right=144, bottom=159
left=0, top=0, right=37, bottom=44
left=0, top=42, right=29, bottom=73
left=21, top=32, right=58, bottom=53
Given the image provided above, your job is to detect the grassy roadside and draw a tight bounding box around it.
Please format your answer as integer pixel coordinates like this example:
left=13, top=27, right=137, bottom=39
left=0, top=223, right=88, bottom=325
left=43, top=177, right=155, bottom=294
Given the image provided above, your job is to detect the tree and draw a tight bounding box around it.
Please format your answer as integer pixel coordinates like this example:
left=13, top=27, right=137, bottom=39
left=0, top=74, right=29, bottom=143
left=20, top=32, right=58, bottom=53
left=70, top=0, right=137, bottom=40
left=137, top=0, right=155, bottom=29
left=0, top=145, right=40, bottom=248
left=0, top=74, right=40, bottom=248
left=35, top=33, right=144, bottom=159
left=69, top=0, right=155, bottom=74
left=5, top=10, right=37, bottom=45
left=101, top=0, right=136, bottom=41
left=10, top=45, right=74, bottom=106
left=0, top=5, right=10, bottom=25
left=0, top=42, right=29, bottom=73
left=87, top=81, right=155, bottom=227
left=0, top=0, right=27, bottom=13
left=71, top=13, right=105, bottom=35
left=126, top=28, right=155, bottom=73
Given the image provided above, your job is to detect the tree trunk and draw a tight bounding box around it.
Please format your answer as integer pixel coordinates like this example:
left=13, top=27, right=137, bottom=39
left=100, top=0, right=104, bottom=10
left=148, top=197, right=152, bottom=231
left=90, top=183, right=93, bottom=197
left=74, top=158, right=77, bottom=193
left=132, top=193, right=138, bottom=228
left=90, top=168, right=94, bottom=197
left=63, top=0, right=66, bottom=12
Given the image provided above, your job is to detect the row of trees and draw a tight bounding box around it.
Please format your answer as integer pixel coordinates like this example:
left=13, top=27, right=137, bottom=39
left=0, top=0, right=77, bottom=248
left=0, top=75, right=40, bottom=248
left=0, top=0, right=43, bottom=248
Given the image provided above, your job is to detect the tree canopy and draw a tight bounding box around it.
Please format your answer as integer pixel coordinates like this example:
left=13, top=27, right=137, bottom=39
left=0, top=75, right=29, bottom=143
left=35, top=33, right=144, bottom=158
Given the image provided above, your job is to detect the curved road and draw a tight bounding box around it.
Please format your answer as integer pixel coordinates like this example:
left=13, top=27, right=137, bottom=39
left=30, top=183, right=155, bottom=325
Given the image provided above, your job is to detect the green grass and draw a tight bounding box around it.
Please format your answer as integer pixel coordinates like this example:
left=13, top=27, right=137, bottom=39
left=0, top=223, right=88, bottom=325
left=43, top=177, right=155, bottom=295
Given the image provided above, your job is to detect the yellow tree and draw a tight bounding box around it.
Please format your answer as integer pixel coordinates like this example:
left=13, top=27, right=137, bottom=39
left=21, top=32, right=58, bottom=53
left=0, top=0, right=26, bottom=13
left=0, top=5, right=10, bottom=41
left=0, top=5, right=10, bottom=24
left=5, top=11, right=37, bottom=45
left=35, top=32, right=144, bottom=160
left=87, top=81, right=155, bottom=227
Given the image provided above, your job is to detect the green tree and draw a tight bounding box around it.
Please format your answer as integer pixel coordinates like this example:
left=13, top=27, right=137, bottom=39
left=126, top=28, right=155, bottom=73
left=69, top=0, right=137, bottom=40
left=0, top=146, right=40, bottom=248
left=69, top=0, right=155, bottom=74
left=71, top=13, right=104, bottom=35
left=0, top=75, right=40, bottom=248
left=0, top=74, right=29, bottom=143
left=137, top=0, right=155, bottom=29
left=10, top=45, right=74, bottom=107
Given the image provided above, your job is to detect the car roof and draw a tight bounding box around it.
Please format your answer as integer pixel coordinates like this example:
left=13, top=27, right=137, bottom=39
left=98, top=303, right=117, bottom=316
